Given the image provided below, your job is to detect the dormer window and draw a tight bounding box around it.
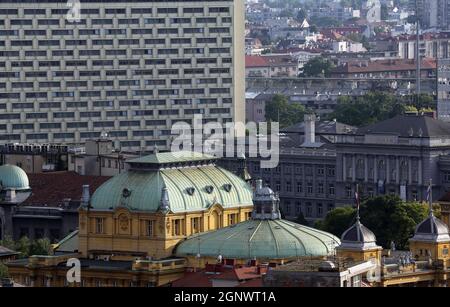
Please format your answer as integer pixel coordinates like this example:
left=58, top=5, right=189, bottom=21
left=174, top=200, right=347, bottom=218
left=122, top=188, right=131, bottom=198
left=205, top=185, right=214, bottom=194
left=223, top=184, right=232, bottom=192
left=186, top=187, right=195, bottom=195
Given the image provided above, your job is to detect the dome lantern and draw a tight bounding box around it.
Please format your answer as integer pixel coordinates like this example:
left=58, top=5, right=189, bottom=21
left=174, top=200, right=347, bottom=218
left=252, top=179, right=281, bottom=220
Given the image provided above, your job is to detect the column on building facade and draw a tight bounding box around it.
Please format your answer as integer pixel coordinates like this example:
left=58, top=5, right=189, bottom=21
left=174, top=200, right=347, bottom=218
left=374, top=155, right=378, bottom=182
left=408, top=157, right=412, bottom=184
left=386, top=156, right=390, bottom=183
left=396, top=157, right=400, bottom=184
left=418, top=159, right=422, bottom=185
left=364, top=155, right=368, bottom=182
left=352, top=154, right=356, bottom=181
left=342, top=154, right=346, bottom=181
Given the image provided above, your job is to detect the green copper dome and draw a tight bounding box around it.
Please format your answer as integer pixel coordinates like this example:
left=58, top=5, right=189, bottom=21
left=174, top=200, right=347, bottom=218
left=175, top=219, right=341, bottom=260
left=0, top=164, right=30, bottom=190
left=90, top=152, right=253, bottom=213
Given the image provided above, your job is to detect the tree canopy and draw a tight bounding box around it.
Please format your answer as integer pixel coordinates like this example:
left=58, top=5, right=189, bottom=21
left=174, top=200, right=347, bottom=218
left=265, top=94, right=308, bottom=128
left=327, top=92, right=436, bottom=127
left=0, top=236, right=52, bottom=259
left=316, top=195, right=432, bottom=250
left=295, top=212, right=310, bottom=226
left=301, top=56, right=335, bottom=77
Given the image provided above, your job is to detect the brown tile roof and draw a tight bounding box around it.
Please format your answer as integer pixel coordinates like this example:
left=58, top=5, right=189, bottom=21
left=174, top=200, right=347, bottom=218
left=333, top=58, right=436, bottom=74
left=22, top=171, right=110, bottom=207
left=171, top=266, right=264, bottom=287
left=245, top=55, right=269, bottom=68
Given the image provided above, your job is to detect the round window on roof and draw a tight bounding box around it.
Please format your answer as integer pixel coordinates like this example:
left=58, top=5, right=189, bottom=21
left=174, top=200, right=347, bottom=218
left=205, top=185, right=214, bottom=194
left=122, top=188, right=131, bottom=198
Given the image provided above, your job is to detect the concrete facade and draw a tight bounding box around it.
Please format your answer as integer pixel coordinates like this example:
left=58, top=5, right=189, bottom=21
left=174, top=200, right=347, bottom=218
left=0, top=0, right=245, bottom=151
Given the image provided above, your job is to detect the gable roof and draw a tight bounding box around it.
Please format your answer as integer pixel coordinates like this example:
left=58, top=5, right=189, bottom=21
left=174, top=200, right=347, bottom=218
left=245, top=55, right=269, bottom=68
left=282, top=120, right=356, bottom=135
left=356, top=115, right=450, bottom=138
left=127, top=151, right=215, bottom=165
left=23, top=171, right=110, bottom=207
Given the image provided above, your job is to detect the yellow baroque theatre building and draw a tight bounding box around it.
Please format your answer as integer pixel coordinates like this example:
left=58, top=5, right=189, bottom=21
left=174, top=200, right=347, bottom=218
left=7, top=151, right=255, bottom=287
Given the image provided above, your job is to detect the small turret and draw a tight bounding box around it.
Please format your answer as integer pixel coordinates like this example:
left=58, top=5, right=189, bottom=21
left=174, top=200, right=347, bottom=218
left=252, top=179, right=281, bottom=220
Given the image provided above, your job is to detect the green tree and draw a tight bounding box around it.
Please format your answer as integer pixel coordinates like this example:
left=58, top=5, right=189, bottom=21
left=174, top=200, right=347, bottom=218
left=30, top=238, right=52, bottom=256
left=265, top=94, right=307, bottom=128
left=0, top=235, right=16, bottom=251
left=360, top=196, right=429, bottom=249
left=318, top=195, right=431, bottom=250
left=309, top=24, right=318, bottom=33
left=327, top=92, right=408, bottom=126
left=302, top=56, right=334, bottom=77
left=14, top=236, right=31, bottom=258
left=295, top=212, right=309, bottom=226
left=317, top=206, right=356, bottom=238
left=0, top=262, right=8, bottom=278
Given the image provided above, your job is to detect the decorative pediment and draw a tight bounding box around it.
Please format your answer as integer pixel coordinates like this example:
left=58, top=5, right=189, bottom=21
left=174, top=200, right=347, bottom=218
left=207, top=202, right=224, bottom=213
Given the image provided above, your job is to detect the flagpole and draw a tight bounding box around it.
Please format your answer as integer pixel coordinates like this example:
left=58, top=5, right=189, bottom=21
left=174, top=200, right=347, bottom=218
left=355, top=183, right=360, bottom=222
left=428, top=179, right=433, bottom=216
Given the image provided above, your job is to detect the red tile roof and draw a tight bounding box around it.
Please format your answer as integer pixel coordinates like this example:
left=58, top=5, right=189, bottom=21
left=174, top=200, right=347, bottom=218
left=171, top=266, right=265, bottom=287
left=23, top=171, right=110, bottom=207
left=245, top=55, right=269, bottom=67
left=333, top=58, right=436, bottom=74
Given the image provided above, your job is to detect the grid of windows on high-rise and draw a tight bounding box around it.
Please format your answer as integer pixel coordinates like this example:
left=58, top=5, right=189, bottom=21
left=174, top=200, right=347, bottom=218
left=0, top=1, right=242, bottom=150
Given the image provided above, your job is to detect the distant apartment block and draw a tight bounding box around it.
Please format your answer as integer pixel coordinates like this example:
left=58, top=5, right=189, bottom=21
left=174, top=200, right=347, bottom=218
left=0, top=0, right=245, bottom=150
left=438, top=58, right=450, bottom=121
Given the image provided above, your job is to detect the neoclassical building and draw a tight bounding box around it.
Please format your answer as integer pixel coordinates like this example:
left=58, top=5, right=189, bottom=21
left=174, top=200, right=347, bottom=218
left=7, top=151, right=255, bottom=286
left=78, top=150, right=254, bottom=260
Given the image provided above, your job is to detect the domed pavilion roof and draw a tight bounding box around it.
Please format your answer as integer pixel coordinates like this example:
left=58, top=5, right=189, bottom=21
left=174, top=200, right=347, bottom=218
left=175, top=219, right=340, bottom=260
left=0, top=164, right=30, bottom=191
left=89, top=151, right=253, bottom=213
left=410, top=214, right=450, bottom=243
left=338, top=220, right=381, bottom=251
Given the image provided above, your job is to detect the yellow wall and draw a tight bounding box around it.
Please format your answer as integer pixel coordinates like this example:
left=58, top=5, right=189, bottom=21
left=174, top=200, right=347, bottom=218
left=78, top=204, right=253, bottom=259
left=336, top=248, right=383, bottom=264
left=409, top=241, right=450, bottom=261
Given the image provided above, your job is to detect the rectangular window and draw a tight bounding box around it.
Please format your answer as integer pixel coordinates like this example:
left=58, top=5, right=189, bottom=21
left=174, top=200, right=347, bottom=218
left=191, top=217, right=201, bottom=234
left=228, top=214, right=238, bottom=226
left=172, top=219, right=183, bottom=236
left=95, top=218, right=105, bottom=234
left=145, top=220, right=154, bottom=237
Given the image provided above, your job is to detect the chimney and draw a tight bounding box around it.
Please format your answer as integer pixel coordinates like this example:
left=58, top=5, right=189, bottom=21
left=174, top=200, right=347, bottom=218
left=82, top=185, right=90, bottom=206
left=302, top=114, right=322, bottom=148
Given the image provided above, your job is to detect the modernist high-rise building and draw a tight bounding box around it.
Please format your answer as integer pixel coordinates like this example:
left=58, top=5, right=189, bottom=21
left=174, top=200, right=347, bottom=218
left=414, top=0, right=450, bottom=30
left=438, top=58, right=450, bottom=121
left=0, top=0, right=245, bottom=151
